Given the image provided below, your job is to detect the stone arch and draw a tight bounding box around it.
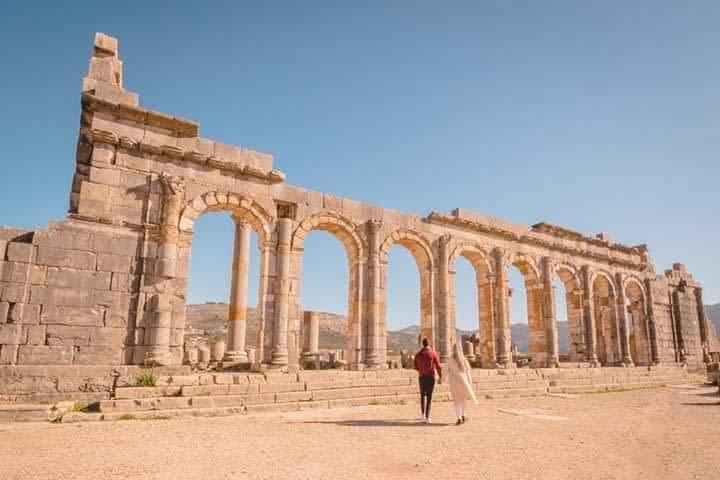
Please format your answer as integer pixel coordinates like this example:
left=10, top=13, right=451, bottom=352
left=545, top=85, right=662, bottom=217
left=292, top=211, right=366, bottom=260
left=624, top=276, right=651, bottom=365
left=176, top=191, right=275, bottom=363
left=554, top=262, right=585, bottom=362
left=379, top=228, right=436, bottom=352
left=591, top=270, right=621, bottom=365
left=290, top=210, right=365, bottom=367
left=179, top=192, right=274, bottom=244
left=505, top=253, right=549, bottom=366
left=447, top=243, right=495, bottom=366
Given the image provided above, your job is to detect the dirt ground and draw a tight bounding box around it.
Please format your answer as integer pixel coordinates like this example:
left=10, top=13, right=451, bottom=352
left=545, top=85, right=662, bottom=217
left=1, top=385, right=718, bottom=480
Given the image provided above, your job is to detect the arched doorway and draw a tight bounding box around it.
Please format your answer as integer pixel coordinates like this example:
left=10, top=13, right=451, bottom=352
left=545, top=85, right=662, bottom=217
left=291, top=212, right=365, bottom=368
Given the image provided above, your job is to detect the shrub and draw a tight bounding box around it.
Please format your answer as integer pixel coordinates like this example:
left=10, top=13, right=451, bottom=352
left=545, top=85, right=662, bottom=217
left=136, top=369, right=158, bottom=387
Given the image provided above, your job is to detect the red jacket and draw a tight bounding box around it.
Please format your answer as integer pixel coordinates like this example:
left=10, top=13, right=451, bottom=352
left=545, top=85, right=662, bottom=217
left=414, top=347, right=442, bottom=378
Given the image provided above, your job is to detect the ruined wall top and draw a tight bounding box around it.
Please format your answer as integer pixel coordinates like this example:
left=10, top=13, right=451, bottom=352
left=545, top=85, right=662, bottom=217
left=80, top=33, right=278, bottom=178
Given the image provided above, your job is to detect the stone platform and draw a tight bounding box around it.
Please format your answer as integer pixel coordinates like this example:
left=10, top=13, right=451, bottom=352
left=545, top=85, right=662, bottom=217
left=0, top=365, right=693, bottom=423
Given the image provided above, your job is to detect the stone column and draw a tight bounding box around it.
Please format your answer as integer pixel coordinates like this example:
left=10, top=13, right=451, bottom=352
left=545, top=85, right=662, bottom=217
left=694, top=287, right=709, bottom=359
left=542, top=257, right=559, bottom=367
left=615, top=272, right=634, bottom=366
left=581, top=266, right=599, bottom=366
left=224, top=219, right=251, bottom=364
left=365, top=220, right=382, bottom=367
left=493, top=248, right=512, bottom=367
left=145, top=293, right=174, bottom=366
left=437, top=235, right=452, bottom=361
left=644, top=278, right=660, bottom=365
left=256, top=242, right=273, bottom=365
left=271, top=217, right=293, bottom=367
left=302, top=311, right=320, bottom=357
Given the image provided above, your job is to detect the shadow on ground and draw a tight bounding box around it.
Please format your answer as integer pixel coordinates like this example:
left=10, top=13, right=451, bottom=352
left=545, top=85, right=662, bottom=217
left=294, top=419, right=449, bottom=428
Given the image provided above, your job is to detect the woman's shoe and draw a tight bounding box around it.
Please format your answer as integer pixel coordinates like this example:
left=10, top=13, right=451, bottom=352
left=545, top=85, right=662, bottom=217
left=455, top=418, right=462, bottom=426
left=461, top=415, right=466, bottom=423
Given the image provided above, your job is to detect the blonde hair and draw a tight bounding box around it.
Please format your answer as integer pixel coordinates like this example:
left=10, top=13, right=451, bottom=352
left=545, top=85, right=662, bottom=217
left=451, top=343, right=467, bottom=372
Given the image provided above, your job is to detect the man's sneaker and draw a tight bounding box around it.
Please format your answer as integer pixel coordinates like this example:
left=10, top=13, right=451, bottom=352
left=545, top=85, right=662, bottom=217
left=420, top=415, right=426, bottom=422
left=425, top=417, right=432, bottom=424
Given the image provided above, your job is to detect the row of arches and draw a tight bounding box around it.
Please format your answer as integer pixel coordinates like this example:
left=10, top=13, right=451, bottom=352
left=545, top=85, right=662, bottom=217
left=179, top=193, right=656, bottom=368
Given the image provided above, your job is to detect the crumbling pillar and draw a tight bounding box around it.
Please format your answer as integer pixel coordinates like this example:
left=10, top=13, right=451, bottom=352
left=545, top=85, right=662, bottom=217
left=271, top=217, right=292, bottom=366
left=302, top=311, right=320, bottom=358
left=224, top=218, right=251, bottom=364
left=145, top=293, right=174, bottom=366
left=582, top=266, right=599, bottom=366
left=493, top=248, right=512, bottom=367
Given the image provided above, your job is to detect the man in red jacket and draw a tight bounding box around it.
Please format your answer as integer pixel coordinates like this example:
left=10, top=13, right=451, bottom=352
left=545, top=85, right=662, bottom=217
left=413, top=338, right=442, bottom=424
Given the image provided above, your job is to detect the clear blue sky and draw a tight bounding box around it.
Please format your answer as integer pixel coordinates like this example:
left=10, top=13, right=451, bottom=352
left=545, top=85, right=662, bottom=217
left=1, top=1, right=718, bottom=333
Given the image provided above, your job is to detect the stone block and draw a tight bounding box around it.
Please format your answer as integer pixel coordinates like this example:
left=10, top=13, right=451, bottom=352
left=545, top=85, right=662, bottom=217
left=0, top=261, right=30, bottom=284
left=110, top=204, right=144, bottom=225
left=94, top=32, right=118, bottom=56
left=97, top=253, right=132, bottom=273
left=23, top=325, right=46, bottom=345
left=89, top=145, right=115, bottom=166
left=110, top=272, right=134, bottom=292
left=47, top=268, right=112, bottom=290
left=78, top=198, right=112, bottom=218
left=0, top=283, right=27, bottom=303
left=0, top=345, right=18, bottom=364
left=6, top=242, right=34, bottom=263
left=88, top=166, right=121, bottom=186
left=33, top=228, right=92, bottom=251
left=30, top=265, right=47, bottom=285
left=91, top=232, right=140, bottom=257
left=30, top=286, right=93, bottom=307
left=41, top=305, right=104, bottom=327
left=0, top=302, right=8, bottom=323
left=143, top=125, right=176, bottom=147
left=37, top=246, right=96, bottom=270
left=9, top=303, right=39, bottom=324
left=88, top=327, right=125, bottom=346
left=73, top=345, right=122, bottom=365
left=17, top=345, right=73, bottom=365
left=47, top=325, right=92, bottom=346
left=0, top=324, right=25, bottom=344
left=117, top=151, right=151, bottom=172
left=92, top=291, right=130, bottom=312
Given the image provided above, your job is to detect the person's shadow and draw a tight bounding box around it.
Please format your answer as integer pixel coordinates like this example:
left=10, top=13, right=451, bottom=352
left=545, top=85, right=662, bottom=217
left=295, top=419, right=447, bottom=427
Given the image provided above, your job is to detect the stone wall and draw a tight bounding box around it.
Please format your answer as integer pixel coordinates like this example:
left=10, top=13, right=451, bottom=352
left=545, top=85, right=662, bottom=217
left=0, top=33, right=715, bottom=381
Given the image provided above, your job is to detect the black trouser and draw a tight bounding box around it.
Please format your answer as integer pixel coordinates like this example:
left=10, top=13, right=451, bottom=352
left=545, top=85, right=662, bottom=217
left=419, top=375, right=435, bottom=418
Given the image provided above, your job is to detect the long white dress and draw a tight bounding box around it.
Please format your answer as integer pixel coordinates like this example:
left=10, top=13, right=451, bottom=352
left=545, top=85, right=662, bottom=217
left=448, top=356, right=478, bottom=405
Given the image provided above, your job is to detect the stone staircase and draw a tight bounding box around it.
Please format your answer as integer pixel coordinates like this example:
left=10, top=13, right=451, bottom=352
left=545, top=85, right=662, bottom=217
left=90, top=365, right=690, bottom=421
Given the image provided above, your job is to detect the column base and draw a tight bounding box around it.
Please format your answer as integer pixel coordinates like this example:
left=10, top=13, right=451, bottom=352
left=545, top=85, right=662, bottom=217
left=365, top=353, right=381, bottom=368
left=144, top=347, right=174, bottom=367
left=270, top=348, right=288, bottom=367
left=223, top=350, right=249, bottom=365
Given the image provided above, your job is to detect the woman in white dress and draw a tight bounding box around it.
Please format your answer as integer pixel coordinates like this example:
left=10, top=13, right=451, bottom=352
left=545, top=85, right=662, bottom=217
left=448, top=342, right=478, bottom=425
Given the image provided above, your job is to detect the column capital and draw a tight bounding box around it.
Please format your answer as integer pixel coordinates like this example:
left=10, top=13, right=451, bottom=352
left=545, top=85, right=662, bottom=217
left=365, top=218, right=383, bottom=233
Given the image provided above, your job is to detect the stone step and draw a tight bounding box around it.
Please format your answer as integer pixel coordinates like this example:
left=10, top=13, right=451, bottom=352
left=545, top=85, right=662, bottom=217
left=547, top=382, right=667, bottom=394
left=0, top=404, right=48, bottom=423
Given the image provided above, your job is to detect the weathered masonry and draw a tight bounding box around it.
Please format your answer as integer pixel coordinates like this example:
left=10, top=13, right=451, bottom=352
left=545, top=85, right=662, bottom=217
left=0, top=34, right=715, bottom=373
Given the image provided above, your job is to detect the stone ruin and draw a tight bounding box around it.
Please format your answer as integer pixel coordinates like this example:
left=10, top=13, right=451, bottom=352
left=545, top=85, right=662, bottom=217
left=0, top=34, right=716, bottom=396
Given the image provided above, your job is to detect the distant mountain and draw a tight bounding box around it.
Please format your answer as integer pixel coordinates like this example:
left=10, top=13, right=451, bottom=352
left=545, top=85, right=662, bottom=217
left=707, top=304, right=720, bottom=333
left=185, top=303, right=575, bottom=355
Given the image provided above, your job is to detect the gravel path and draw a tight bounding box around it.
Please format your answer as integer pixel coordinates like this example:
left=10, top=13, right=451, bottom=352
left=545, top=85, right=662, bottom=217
left=1, top=385, right=718, bottom=480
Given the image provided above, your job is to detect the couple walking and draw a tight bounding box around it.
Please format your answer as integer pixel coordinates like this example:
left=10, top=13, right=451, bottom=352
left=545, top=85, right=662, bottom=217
left=413, top=338, right=477, bottom=425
